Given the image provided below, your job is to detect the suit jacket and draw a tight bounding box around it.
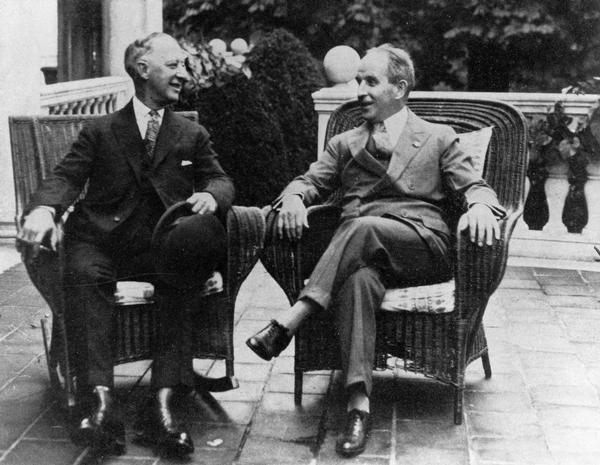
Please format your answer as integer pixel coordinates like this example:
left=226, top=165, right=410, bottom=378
left=27, top=101, right=234, bottom=242
left=277, top=108, right=505, bottom=259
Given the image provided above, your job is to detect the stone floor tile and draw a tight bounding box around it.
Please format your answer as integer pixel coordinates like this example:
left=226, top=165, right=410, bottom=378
left=271, top=355, right=295, bottom=374
left=251, top=411, right=320, bottom=441
left=503, top=307, right=555, bottom=324
left=541, top=284, right=594, bottom=296
left=503, top=266, right=535, bottom=279
left=585, top=366, right=600, bottom=389
left=552, top=451, right=600, bottom=465
left=537, top=405, right=600, bottom=429
left=394, top=446, right=469, bottom=465
left=530, top=385, right=600, bottom=407
left=519, top=350, right=585, bottom=369
left=237, top=435, right=315, bottom=464
left=533, top=268, right=582, bottom=278
left=232, top=362, right=272, bottom=382
left=547, top=295, right=598, bottom=308
left=266, top=373, right=331, bottom=395
left=211, top=380, right=264, bottom=402
left=508, top=324, right=575, bottom=353
left=560, top=318, right=600, bottom=343
left=25, top=402, right=70, bottom=441
left=464, top=390, right=534, bottom=413
left=500, top=278, right=541, bottom=290
left=202, top=400, right=255, bottom=425
left=556, top=306, right=600, bottom=320
left=521, top=366, right=590, bottom=387
left=544, top=427, right=600, bottom=453
left=466, top=411, right=543, bottom=437
left=0, top=438, right=83, bottom=465
left=186, top=423, right=245, bottom=451
left=469, top=436, right=554, bottom=465
left=259, top=391, right=325, bottom=417
left=464, top=372, right=527, bottom=393
left=395, top=420, right=467, bottom=449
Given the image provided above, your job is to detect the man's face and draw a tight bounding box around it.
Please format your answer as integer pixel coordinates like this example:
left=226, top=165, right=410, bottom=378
left=356, top=51, right=406, bottom=122
left=138, top=36, right=189, bottom=108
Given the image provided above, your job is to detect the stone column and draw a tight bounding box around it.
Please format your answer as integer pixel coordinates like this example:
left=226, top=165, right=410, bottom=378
left=101, top=0, right=162, bottom=78
left=0, top=0, right=47, bottom=235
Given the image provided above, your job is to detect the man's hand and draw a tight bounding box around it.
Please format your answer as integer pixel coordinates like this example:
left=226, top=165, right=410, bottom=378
left=17, top=208, right=58, bottom=258
left=186, top=192, right=218, bottom=215
left=277, top=194, right=309, bottom=241
left=458, top=203, right=500, bottom=247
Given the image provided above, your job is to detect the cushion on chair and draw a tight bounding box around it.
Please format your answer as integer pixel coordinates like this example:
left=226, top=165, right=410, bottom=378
left=458, top=126, right=493, bottom=176
left=380, top=279, right=455, bottom=314
left=114, top=271, right=224, bottom=305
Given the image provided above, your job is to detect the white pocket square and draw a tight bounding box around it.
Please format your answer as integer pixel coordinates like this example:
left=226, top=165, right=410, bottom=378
left=181, top=160, right=193, bottom=166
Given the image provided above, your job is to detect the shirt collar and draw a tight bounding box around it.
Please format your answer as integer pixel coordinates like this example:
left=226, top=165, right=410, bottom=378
left=132, top=96, right=165, bottom=137
left=382, top=106, right=408, bottom=147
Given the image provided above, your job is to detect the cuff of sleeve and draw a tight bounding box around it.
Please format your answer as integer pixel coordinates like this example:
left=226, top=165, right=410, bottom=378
left=468, top=202, right=506, bottom=220
left=271, top=193, right=304, bottom=211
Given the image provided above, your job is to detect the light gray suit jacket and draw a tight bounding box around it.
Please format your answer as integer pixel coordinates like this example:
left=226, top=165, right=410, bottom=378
left=277, top=108, right=505, bottom=260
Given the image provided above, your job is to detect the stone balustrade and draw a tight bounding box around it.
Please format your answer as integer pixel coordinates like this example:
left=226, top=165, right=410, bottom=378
left=40, top=76, right=131, bottom=115
left=314, top=46, right=600, bottom=264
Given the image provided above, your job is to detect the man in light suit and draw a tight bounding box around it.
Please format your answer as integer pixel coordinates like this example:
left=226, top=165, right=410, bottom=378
left=246, top=44, right=504, bottom=457
left=18, top=32, right=234, bottom=457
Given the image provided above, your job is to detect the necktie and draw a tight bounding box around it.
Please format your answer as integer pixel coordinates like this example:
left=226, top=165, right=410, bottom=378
left=370, top=122, right=393, bottom=157
left=144, top=110, right=160, bottom=158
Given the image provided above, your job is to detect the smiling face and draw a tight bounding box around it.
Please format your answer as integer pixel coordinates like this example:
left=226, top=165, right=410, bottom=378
left=136, top=35, right=189, bottom=109
left=356, top=50, right=407, bottom=123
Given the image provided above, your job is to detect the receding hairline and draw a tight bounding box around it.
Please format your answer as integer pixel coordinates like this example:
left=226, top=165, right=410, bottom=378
left=124, top=32, right=182, bottom=79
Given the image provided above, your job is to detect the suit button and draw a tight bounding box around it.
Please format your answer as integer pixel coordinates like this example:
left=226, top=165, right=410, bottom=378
left=401, top=210, right=407, bottom=217
left=407, top=182, right=415, bottom=190
left=113, top=216, right=121, bottom=222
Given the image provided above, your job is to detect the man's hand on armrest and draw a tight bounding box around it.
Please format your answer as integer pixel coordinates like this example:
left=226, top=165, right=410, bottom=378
left=277, top=194, right=309, bottom=241
left=17, top=207, right=58, bottom=257
left=458, top=203, right=500, bottom=247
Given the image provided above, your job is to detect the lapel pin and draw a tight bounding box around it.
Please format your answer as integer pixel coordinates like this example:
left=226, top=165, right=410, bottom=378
left=412, top=141, right=421, bottom=148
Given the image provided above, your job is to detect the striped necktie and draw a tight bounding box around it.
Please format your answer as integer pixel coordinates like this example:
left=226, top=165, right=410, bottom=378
left=144, top=110, right=160, bottom=158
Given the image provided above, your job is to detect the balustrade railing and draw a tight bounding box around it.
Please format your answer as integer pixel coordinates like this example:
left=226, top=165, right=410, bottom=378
left=40, top=76, right=131, bottom=115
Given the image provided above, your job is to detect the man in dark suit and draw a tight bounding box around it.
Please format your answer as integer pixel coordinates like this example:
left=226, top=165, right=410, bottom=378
left=246, top=44, right=505, bottom=457
left=17, top=32, right=234, bottom=457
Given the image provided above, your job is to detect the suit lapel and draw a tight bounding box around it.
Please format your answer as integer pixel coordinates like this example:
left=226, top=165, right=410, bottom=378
left=385, top=109, right=430, bottom=183
left=347, top=123, right=388, bottom=177
left=152, top=109, right=182, bottom=169
left=110, top=101, right=145, bottom=184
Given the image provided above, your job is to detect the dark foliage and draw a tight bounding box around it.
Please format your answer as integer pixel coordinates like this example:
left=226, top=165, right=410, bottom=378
left=246, top=29, right=326, bottom=176
left=177, top=75, right=289, bottom=206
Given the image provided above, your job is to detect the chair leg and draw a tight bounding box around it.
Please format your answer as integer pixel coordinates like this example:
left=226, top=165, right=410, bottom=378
left=453, top=386, right=463, bottom=425
left=481, top=352, right=492, bottom=379
left=294, top=370, right=303, bottom=405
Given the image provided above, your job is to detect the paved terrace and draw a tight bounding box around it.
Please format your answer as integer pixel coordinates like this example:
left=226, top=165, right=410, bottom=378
left=0, top=241, right=599, bottom=465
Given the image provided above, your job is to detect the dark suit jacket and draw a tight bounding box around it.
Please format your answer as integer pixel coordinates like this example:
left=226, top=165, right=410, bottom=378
left=277, top=108, right=505, bottom=259
left=27, top=101, right=234, bottom=243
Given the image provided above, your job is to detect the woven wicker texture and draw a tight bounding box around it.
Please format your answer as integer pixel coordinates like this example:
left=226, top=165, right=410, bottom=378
left=262, top=97, right=528, bottom=424
left=9, top=113, right=266, bottom=405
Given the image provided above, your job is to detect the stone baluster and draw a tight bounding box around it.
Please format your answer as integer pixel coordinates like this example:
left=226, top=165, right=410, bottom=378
left=543, top=160, right=570, bottom=234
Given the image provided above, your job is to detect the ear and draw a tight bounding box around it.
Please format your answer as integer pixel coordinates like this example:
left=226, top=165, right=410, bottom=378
left=136, top=59, right=150, bottom=80
left=394, top=80, right=408, bottom=100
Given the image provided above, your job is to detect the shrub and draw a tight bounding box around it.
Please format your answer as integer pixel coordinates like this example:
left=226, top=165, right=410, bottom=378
left=247, top=29, right=326, bottom=175
left=176, top=29, right=326, bottom=206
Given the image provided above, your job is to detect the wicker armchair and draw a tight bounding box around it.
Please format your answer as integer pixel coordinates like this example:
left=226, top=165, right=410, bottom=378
left=261, top=98, right=528, bottom=424
left=9, top=113, right=265, bottom=410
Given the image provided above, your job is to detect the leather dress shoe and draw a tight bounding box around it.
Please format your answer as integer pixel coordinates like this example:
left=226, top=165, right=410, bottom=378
left=246, top=319, right=291, bottom=361
left=134, top=387, right=194, bottom=457
left=335, top=409, right=370, bottom=457
left=74, top=386, right=125, bottom=455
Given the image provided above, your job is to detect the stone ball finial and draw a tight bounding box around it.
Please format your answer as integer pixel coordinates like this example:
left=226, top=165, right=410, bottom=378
left=323, top=45, right=360, bottom=86
left=209, top=38, right=227, bottom=56
left=231, top=38, right=249, bottom=55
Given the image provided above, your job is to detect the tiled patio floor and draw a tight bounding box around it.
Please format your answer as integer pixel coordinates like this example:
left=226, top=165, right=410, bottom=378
left=0, top=248, right=600, bottom=464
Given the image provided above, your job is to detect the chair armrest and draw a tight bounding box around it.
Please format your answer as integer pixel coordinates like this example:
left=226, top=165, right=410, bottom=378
left=225, top=205, right=266, bottom=298
left=261, top=204, right=342, bottom=303
left=454, top=205, right=523, bottom=320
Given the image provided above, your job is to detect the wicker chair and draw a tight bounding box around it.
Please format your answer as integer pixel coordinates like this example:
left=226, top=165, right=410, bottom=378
left=261, top=98, right=528, bottom=424
left=9, top=113, right=265, bottom=410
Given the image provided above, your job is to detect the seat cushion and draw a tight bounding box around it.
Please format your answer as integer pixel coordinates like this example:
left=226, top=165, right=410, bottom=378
left=380, top=279, right=455, bottom=314
left=114, top=271, right=224, bottom=305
